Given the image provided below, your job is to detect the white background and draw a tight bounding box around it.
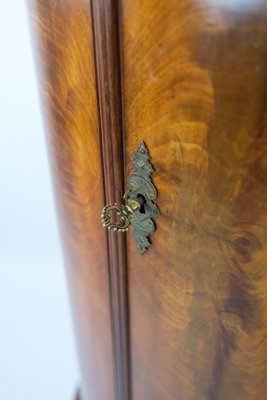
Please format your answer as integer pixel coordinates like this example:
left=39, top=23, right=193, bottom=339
left=0, top=2, right=80, bottom=399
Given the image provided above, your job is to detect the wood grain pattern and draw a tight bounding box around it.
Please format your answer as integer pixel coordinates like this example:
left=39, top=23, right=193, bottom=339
left=121, top=1, right=267, bottom=399
left=91, top=1, right=130, bottom=399
left=28, top=0, right=267, bottom=399
left=27, top=2, right=116, bottom=399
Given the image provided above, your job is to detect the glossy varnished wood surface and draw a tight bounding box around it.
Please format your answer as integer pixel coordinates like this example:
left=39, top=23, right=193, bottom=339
left=91, top=1, right=130, bottom=398
left=121, top=1, right=267, bottom=399
left=28, top=2, right=116, bottom=399
left=29, top=0, right=267, bottom=399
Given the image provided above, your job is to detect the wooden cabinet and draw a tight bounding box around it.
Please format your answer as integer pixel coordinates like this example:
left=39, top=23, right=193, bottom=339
left=28, top=1, right=267, bottom=399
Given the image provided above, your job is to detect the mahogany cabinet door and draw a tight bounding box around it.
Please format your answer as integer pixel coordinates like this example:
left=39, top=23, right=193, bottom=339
left=28, top=1, right=267, bottom=400
left=27, top=2, right=116, bottom=400
left=121, top=1, right=267, bottom=400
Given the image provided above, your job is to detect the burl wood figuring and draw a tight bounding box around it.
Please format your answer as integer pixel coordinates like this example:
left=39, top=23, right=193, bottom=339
left=28, top=0, right=267, bottom=399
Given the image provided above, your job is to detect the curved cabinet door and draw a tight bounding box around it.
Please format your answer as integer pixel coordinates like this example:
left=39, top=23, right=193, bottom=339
left=27, top=2, right=116, bottom=400
left=28, top=1, right=267, bottom=400
left=122, top=2, right=267, bottom=399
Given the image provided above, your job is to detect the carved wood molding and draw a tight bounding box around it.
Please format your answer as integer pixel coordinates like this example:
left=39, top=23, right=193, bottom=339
left=90, top=1, right=130, bottom=399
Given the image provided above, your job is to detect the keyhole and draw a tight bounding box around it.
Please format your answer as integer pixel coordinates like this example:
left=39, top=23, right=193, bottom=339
left=137, top=194, right=146, bottom=214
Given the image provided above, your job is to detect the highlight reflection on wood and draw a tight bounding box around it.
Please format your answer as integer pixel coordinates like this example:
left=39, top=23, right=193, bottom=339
left=122, top=1, right=267, bottom=399
left=28, top=1, right=115, bottom=399
left=28, top=0, right=267, bottom=399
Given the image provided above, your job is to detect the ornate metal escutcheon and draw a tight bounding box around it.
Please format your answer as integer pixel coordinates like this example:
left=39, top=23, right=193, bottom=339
left=101, top=141, right=160, bottom=255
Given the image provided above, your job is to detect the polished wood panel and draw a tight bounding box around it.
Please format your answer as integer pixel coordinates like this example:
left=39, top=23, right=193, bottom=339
left=28, top=1, right=116, bottom=399
left=91, top=1, right=130, bottom=398
left=121, top=1, right=267, bottom=399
